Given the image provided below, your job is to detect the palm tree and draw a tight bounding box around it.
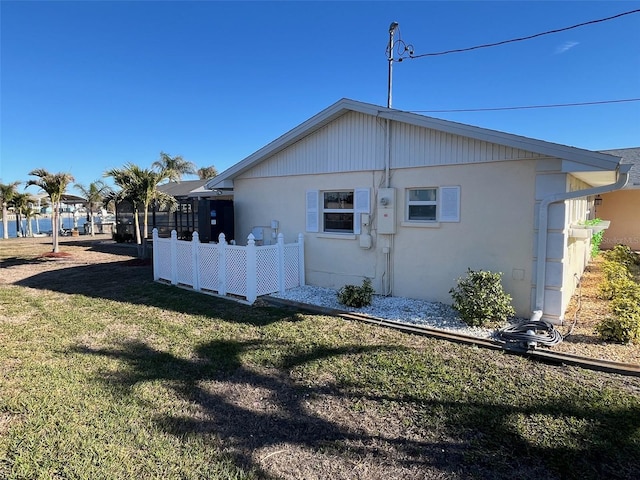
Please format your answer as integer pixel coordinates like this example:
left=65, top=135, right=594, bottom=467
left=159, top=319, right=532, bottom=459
left=197, top=165, right=218, bottom=180
left=11, top=192, right=36, bottom=237
left=26, top=169, right=75, bottom=253
left=105, top=163, right=175, bottom=256
left=152, top=152, right=196, bottom=183
left=1, top=181, right=20, bottom=239
left=74, top=180, right=112, bottom=237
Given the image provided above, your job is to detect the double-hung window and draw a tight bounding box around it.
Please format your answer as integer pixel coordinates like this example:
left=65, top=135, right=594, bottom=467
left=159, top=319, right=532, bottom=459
left=306, top=188, right=370, bottom=234
left=407, top=188, right=437, bottom=221
left=323, top=191, right=354, bottom=233
left=405, top=186, right=460, bottom=223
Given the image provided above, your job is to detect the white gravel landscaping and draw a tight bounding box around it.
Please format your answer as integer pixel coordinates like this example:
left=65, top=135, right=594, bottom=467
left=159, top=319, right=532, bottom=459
left=269, top=285, right=496, bottom=339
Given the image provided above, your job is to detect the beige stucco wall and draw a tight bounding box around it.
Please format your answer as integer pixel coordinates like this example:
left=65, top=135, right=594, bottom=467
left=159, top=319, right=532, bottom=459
left=233, top=159, right=537, bottom=317
left=597, top=190, right=640, bottom=251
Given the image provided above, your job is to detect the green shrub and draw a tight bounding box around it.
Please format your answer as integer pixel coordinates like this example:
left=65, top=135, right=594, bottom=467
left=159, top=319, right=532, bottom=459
left=596, top=248, right=640, bottom=344
left=337, top=278, right=374, bottom=308
left=598, top=261, right=633, bottom=300
left=595, top=315, right=640, bottom=344
left=449, top=269, right=515, bottom=327
left=603, top=244, right=640, bottom=270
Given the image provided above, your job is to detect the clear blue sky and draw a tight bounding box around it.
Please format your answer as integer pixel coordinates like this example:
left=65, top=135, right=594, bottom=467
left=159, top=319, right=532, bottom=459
left=1, top=1, right=639, bottom=190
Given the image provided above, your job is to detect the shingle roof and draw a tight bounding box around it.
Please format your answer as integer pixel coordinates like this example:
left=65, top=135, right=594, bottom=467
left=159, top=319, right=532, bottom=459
left=599, top=147, right=640, bottom=189
left=158, top=179, right=215, bottom=198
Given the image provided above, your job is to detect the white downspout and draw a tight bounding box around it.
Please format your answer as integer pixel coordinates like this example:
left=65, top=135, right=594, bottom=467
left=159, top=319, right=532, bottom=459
left=533, top=164, right=631, bottom=320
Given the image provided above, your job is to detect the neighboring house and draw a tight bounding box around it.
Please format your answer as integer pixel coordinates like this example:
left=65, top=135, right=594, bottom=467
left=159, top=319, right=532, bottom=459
left=595, top=148, right=640, bottom=251
left=205, top=98, right=631, bottom=324
left=116, top=179, right=234, bottom=241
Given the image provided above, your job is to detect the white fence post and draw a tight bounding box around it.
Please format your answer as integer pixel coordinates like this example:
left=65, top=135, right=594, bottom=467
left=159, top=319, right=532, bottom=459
left=192, top=231, right=200, bottom=291
left=246, top=233, right=257, bottom=303
left=277, top=233, right=286, bottom=294
left=152, top=228, right=159, bottom=281
left=170, top=230, right=178, bottom=285
left=217, top=233, right=227, bottom=296
left=298, top=233, right=305, bottom=286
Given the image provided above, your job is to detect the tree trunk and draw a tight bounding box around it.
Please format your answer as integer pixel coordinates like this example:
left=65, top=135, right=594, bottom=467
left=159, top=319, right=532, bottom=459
left=52, top=204, right=60, bottom=253
left=2, top=204, right=8, bottom=239
left=89, top=206, right=95, bottom=236
left=133, top=206, right=143, bottom=258
left=143, top=205, right=149, bottom=241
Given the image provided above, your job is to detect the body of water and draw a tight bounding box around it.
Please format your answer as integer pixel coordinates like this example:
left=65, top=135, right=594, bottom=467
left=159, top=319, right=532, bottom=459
left=0, top=214, right=90, bottom=238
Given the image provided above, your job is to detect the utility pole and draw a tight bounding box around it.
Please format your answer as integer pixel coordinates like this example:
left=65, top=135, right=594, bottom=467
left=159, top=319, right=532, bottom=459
left=387, top=22, right=398, bottom=109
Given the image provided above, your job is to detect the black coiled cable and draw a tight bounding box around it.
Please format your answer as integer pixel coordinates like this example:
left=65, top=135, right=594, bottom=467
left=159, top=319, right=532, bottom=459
left=498, top=319, right=563, bottom=348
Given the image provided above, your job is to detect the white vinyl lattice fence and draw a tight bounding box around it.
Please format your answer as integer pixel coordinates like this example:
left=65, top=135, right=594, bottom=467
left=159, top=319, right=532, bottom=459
left=152, top=228, right=305, bottom=303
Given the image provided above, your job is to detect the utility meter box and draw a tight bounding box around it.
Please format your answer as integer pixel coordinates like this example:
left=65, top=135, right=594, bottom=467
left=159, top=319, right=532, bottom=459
left=377, top=188, right=396, bottom=234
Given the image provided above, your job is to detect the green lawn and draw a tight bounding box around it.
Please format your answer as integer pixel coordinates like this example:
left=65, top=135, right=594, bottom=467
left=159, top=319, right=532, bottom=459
left=0, top=239, right=639, bottom=479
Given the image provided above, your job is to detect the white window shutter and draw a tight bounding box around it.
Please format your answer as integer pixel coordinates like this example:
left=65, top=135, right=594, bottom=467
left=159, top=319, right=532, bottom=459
left=354, top=188, right=371, bottom=234
left=439, top=186, right=460, bottom=222
left=306, top=190, right=319, bottom=232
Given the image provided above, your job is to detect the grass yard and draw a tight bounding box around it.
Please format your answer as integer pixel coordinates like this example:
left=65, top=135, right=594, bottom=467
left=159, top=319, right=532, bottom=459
left=0, top=237, right=639, bottom=479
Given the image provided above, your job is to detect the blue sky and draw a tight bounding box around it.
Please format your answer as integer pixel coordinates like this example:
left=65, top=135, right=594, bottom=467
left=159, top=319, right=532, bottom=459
left=1, top=1, right=639, bottom=190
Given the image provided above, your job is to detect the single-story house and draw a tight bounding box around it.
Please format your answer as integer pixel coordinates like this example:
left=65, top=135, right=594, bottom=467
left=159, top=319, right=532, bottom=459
left=205, top=98, right=631, bottom=324
left=595, top=148, right=640, bottom=251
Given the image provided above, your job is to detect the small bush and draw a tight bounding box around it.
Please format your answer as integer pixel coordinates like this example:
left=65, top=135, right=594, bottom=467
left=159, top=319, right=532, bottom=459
left=337, top=278, right=374, bottom=308
left=449, top=269, right=515, bottom=327
left=598, top=261, right=633, bottom=300
left=603, top=244, right=640, bottom=270
left=596, top=247, right=640, bottom=344
left=595, top=315, right=640, bottom=344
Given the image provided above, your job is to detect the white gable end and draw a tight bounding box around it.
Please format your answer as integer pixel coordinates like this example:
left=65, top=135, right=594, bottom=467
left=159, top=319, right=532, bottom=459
left=238, top=111, right=547, bottom=179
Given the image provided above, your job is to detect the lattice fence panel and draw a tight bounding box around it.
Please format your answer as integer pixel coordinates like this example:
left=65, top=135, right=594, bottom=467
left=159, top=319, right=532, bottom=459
left=225, top=247, right=247, bottom=296
left=198, top=244, right=219, bottom=292
left=256, top=246, right=279, bottom=296
left=155, top=239, right=172, bottom=281
left=284, top=244, right=301, bottom=289
left=175, top=241, right=193, bottom=286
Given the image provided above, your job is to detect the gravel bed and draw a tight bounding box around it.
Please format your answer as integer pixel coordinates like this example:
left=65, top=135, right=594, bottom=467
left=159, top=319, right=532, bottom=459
left=270, top=285, right=495, bottom=339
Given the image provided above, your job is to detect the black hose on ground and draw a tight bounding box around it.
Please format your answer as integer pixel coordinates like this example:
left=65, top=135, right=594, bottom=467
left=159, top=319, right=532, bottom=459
left=497, top=319, right=563, bottom=348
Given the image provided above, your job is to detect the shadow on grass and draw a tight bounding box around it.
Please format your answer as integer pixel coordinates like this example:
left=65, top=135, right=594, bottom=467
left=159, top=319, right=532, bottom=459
left=0, top=256, right=49, bottom=268
left=72, top=339, right=456, bottom=478
left=71, top=337, right=640, bottom=479
left=14, top=259, right=297, bottom=326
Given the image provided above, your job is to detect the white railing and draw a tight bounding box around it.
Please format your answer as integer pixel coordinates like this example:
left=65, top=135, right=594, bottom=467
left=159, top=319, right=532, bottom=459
left=152, top=228, right=305, bottom=303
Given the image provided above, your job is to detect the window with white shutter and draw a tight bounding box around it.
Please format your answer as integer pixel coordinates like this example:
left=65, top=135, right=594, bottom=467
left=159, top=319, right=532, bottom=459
left=404, top=186, right=460, bottom=223
left=306, top=188, right=371, bottom=234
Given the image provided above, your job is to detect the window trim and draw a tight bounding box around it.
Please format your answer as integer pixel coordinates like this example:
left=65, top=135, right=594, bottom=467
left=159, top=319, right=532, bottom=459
left=406, top=188, right=438, bottom=223
left=322, top=190, right=355, bottom=234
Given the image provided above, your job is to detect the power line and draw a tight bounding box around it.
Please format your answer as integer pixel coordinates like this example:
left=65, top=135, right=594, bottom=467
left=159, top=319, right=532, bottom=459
left=406, top=9, right=640, bottom=59
left=412, top=98, right=640, bottom=113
